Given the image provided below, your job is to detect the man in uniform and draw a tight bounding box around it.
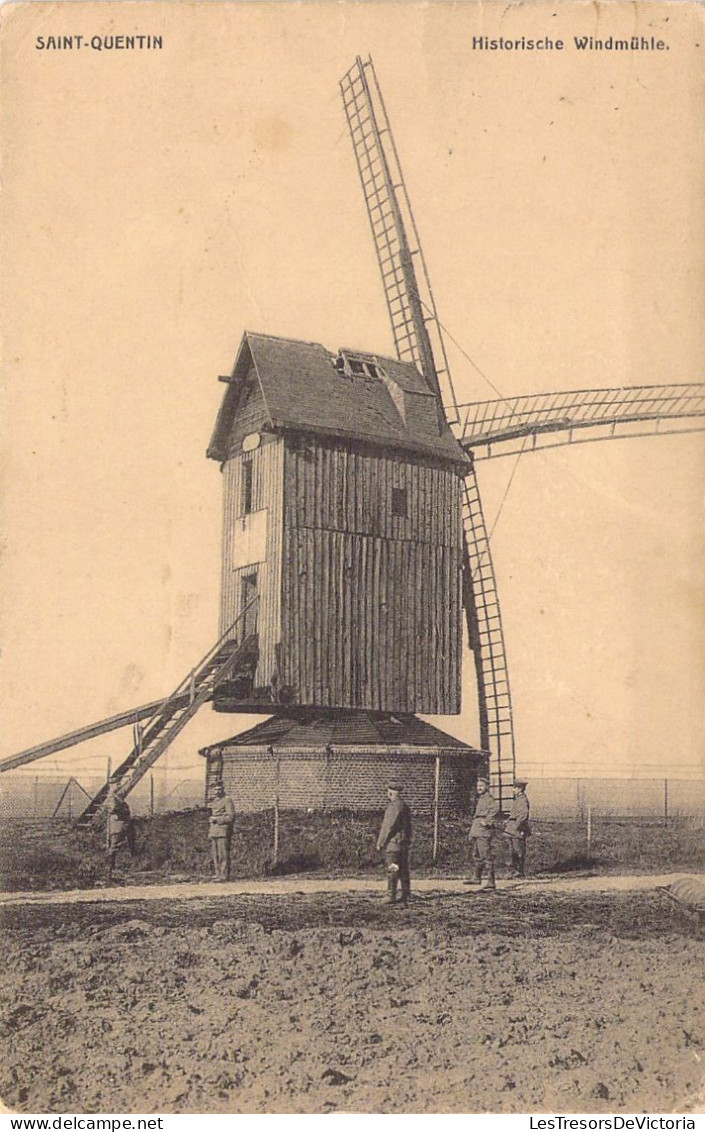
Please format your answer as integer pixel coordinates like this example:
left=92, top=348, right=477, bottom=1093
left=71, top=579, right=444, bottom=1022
left=376, top=784, right=412, bottom=906
left=106, top=786, right=136, bottom=884
left=504, top=779, right=531, bottom=877
left=466, top=775, right=500, bottom=891
left=208, top=780, right=235, bottom=881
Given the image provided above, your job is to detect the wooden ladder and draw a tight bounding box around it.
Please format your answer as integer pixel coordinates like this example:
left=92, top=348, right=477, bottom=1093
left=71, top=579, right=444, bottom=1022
left=77, top=602, right=258, bottom=824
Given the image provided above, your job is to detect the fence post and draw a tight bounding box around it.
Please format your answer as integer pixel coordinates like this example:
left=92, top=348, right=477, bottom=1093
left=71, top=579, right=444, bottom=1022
left=586, top=803, right=593, bottom=856
left=272, top=748, right=280, bottom=866
left=67, top=778, right=73, bottom=822
left=432, top=755, right=441, bottom=866
left=664, top=778, right=668, bottom=827
left=150, top=773, right=155, bottom=817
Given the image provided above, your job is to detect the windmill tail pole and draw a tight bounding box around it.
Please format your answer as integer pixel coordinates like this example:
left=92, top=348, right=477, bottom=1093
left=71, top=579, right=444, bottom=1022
left=0, top=698, right=183, bottom=774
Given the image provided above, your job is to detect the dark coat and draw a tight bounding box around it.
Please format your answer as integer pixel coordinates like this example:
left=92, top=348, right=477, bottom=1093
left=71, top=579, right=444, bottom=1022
left=107, top=797, right=132, bottom=837
left=504, top=791, right=531, bottom=837
left=469, top=790, right=500, bottom=839
left=209, top=794, right=235, bottom=838
left=376, top=798, right=412, bottom=852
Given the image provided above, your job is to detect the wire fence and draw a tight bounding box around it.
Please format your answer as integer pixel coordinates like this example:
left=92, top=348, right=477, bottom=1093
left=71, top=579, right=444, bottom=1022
left=526, top=777, right=705, bottom=823
left=0, top=771, right=702, bottom=823
left=0, top=772, right=205, bottom=821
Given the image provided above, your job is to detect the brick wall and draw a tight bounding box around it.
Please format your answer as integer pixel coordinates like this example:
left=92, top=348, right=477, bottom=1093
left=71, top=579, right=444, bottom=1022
left=206, top=747, right=484, bottom=815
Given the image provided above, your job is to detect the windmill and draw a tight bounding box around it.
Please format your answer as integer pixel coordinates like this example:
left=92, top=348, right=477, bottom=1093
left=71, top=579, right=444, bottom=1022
left=2, top=56, right=703, bottom=822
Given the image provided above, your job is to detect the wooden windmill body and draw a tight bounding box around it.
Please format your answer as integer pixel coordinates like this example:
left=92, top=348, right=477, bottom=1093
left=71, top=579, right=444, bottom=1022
left=207, top=333, right=467, bottom=716
left=197, top=330, right=483, bottom=817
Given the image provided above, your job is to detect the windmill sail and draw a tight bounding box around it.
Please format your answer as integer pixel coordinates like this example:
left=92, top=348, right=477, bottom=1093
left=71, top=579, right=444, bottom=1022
left=341, top=55, right=516, bottom=808
left=461, top=473, right=516, bottom=803
left=460, top=382, right=705, bottom=459
left=340, top=56, right=458, bottom=425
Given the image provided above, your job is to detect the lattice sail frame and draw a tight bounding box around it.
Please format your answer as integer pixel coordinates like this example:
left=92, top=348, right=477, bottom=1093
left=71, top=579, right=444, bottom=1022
left=459, top=383, right=705, bottom=459
left=461, top=472, right=517, bottom=802
left=341, top=55, right=516, bottom=807
left=340, top=57, right=459, bottom=426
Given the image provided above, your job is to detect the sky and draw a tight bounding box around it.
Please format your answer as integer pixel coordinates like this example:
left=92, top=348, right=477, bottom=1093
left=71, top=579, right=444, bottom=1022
left=1, top=1, right=704, bottom=790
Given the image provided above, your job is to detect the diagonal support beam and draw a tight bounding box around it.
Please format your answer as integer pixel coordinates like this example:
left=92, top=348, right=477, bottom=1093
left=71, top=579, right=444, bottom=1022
left=0, top=699, right=185, bottom=774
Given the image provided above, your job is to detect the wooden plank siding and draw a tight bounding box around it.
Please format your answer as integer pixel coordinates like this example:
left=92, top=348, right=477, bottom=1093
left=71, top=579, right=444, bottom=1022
left=283, top=440, right=462, bottom=544
left=280, top=439, right=463, bottom=713
left=220, top=437, right=284, bottom=690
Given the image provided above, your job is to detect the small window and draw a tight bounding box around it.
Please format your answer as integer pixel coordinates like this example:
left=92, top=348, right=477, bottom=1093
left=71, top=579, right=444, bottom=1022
left=391, top=487, right=408, bottom=518
left=333, top=350, right=385, bottom=381
left=242, top=460, right=253, bottom=515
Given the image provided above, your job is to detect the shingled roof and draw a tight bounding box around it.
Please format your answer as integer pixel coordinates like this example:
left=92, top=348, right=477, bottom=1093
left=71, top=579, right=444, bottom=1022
left=200, top=711, right=483, bottom=755
left=207, top=332, right=467, bottom=466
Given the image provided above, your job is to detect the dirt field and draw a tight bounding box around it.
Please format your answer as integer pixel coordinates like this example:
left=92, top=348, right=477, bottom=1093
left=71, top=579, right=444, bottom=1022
left=0, top=888, right=702, bottom=1114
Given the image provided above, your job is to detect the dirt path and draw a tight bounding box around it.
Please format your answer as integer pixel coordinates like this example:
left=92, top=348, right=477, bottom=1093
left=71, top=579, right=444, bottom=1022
left=1, top=870, right=700, bottom=907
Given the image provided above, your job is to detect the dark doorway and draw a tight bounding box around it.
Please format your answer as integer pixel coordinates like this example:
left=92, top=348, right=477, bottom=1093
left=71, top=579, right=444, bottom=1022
left=241, top=571, right=259, bottom=638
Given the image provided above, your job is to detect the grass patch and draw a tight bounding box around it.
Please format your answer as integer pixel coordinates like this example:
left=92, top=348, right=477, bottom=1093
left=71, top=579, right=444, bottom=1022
left=0, top=810, right=702, bottom=892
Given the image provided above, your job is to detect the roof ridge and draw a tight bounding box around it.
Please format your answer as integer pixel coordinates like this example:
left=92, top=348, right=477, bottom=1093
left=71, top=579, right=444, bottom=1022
left=244, top=330, right=329, bottom=350
left=244, top=331, right=421, bottom=372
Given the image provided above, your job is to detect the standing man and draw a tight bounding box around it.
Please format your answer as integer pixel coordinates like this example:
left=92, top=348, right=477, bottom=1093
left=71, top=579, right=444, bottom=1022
left=208, top=780, right=235, bottom=881
left=466, top=775, right=500, bottom=891
left=106, top=786, right=136, bottom=884
left=376, top=784, right=412, bottom=907
left=504, top=779, right=531, bottom=877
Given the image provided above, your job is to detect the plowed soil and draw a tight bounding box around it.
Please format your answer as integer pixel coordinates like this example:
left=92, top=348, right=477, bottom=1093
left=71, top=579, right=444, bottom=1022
left=0, top=889, right=702, bottom=1114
